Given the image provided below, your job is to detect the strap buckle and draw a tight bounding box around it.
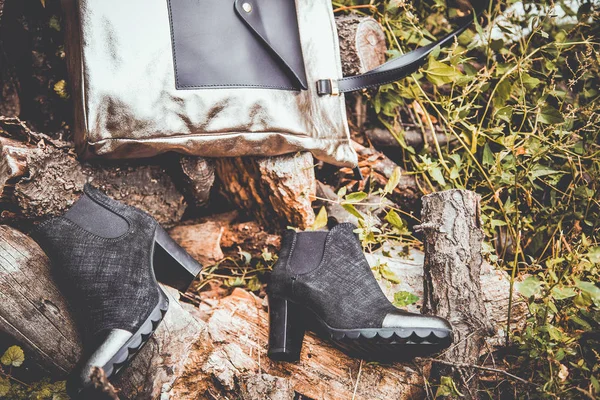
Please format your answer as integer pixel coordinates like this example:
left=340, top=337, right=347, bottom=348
left=329, top=79, right=340, bottom=96
left=316, top=79, right=340, bottom=96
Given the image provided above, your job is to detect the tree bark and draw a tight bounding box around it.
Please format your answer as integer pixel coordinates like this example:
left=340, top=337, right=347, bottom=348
left=177, top=155, right=215, bottom=209
left=365, top=127, right=453, bottom=151
left=416, top=189, right=496, bottom=398
left=214, top=152, right=316, bottom=230
left=0, top=136, right=187, bottom=227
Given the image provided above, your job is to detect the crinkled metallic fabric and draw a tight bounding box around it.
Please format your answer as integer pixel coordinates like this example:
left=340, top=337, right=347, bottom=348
left=61, top=0, right=358, bottom=167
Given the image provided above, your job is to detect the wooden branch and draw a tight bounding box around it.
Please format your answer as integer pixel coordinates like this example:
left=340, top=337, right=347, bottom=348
left=365, top=127, right=453, bottom=151
left=416, top=189, right=496, bottom=397
left=0, top=225, right=204, bottom=399
left=0, top=137, right=187, bottom=227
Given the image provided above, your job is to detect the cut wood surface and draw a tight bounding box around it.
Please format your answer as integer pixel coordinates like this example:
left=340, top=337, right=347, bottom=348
left=336, top=15, right=387, bottom=77
left=336, top=15, right=387, bottom=132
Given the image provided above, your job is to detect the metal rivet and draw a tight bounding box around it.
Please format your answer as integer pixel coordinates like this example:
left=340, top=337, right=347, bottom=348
left=242, top=2, right=252, bottom=12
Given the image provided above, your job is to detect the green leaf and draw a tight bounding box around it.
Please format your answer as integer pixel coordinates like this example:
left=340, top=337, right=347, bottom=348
left=393, top=291, right=419, bottom=307
left=238, top=249, right=252, bottom=265
left=380, top=263, right=401, bottom=284
left=493, top=79, right=512, bottom=108
left=343, top=192, right=368, bottom=204
left=516, top=276, right=542, bottom=298
left=384, top=167, right=402, bottom=195
left=424, top=60, right=463, bottom=86
left=2, top=345, right=25, bottom=367
left=575, top=280, right=600, bottom=306
left=482, top=143, right=494, bottom=166
left=521, top=73, right=541, bottom=90
left=310, top=206, right=328, bottom=231
left=385, top=210, right=405, bottom=231
left=435, top=376, right=463, bottom=398
left=591, top=375, right=600, bottom=394
left=546, top=324, right=564, bottom=341
left=586, top=246, right=600, bottom=263
left=429, top=166, right=446, bottom=186
left=261, top=248, right=273, bottom=262
left=342, top=203, right=364, bottom=220
left=530, top=165, right=562, bottom=179
left=539, top=105, right=565, bottom=125
left=551, top=286, right=576, bottom=300
left=494, top=106, right=513, bottom=123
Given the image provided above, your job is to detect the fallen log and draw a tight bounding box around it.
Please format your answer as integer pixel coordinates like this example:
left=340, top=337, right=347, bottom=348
left=0, top=136, right=186, bottom=227
left=171, top=289, right=428, bottom=400
left=365, top=126, right=452, bottom=150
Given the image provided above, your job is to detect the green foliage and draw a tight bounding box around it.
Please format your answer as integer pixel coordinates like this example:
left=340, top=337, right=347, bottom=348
left=0, top=345, right=69, bottom=399
left=201, top=247, right=278, bottom=293
left=334, top=0, right=599, bottom=397
left=393, top=291, right=420, bottom=307
left=1, top=346, right=24, bottom=368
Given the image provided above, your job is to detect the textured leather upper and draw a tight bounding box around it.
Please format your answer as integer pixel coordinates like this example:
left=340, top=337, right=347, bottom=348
left=31, top=185, right=161, bottom=344
left=270, top=223, right=452, bottom=331
left=270, top=224, right=397, bottom=329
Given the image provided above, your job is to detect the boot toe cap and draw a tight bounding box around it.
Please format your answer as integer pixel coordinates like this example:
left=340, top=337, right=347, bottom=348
left=382, top=312, right=452, bottom=331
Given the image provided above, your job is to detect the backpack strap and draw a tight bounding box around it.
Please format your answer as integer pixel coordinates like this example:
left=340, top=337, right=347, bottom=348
left=317, top=2, right=488, bottom=96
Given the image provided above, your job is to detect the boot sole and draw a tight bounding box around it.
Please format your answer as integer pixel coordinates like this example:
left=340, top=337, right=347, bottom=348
left=268, top=296, right=453, bottom=362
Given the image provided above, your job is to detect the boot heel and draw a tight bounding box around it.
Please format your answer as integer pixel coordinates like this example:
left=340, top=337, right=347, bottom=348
left=267, top=296, right=305, bottom=362
left=153, top=225, right=202, bottom=292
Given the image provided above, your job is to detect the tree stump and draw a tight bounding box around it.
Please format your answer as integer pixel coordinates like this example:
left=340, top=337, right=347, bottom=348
left=336, top=15, right=387, bottom=132
left=416, top=189, right=496, bottom=398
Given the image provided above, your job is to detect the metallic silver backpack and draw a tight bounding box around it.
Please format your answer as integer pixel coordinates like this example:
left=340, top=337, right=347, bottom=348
left=62, top=0, right=482, bottom=166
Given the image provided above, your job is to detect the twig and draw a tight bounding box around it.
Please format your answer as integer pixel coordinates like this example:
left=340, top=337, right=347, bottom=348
left=0, top=116, right=71, bottom=148
left=351, top=360, right=363, bottom=400
left=420, top=358, right=535, bottom=386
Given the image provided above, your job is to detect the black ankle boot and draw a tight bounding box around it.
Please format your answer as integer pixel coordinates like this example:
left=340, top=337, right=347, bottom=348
left=267, top=223, right=452, bottom=361
left=31, top=184, right=202, bottom=397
